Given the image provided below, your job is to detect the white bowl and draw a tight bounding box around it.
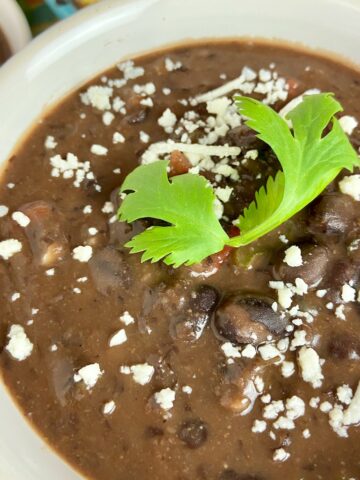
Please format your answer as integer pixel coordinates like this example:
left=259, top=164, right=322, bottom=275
left=0, top=0, right=31, bottom=57
left=0, top=0, right=360, bottom=478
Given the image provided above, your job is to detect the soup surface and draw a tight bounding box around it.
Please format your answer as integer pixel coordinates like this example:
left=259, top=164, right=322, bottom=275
left=0, top=29, right=11, bottom=65
left=0, top=40, right=360, bottom=480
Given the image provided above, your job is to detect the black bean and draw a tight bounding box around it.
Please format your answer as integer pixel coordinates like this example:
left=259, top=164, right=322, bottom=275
left=273, top=244, right=330, bottom=288
left=170, top=285, right=219, bottom=342
left=213, top=295, right=287, bottom=346
left=326, top=259, right=359, bottom=302
left=226, top=125, right=265, bottom=152
left=178, top=419, right=208, bottom=449
left=308, top=193, right=355, bottom=238
left=190, top=285, right=219, bottom=313
left=89, top=246, right=132, bottom=296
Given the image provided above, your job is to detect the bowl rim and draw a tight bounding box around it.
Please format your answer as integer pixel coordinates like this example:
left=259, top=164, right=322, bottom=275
left=1, top=0, right=360, bottom=478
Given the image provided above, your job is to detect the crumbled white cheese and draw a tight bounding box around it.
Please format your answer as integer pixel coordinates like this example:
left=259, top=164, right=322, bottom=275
left=88, top=227, right=98, bottom=236
left=109, top=329, right=127, bottom=347
left=316, top=289, right=327, bottom=298
left=290, top=329, right=308, bottom=350
left=11, top=211, right=30, bottom=228
left=119, top=311, right=135, bottom=326
left=44, top=135, right=57, bottom=150
left=337, top=385, right=353, bottom=406
left=83, top=205, right=92, bottom=214
left=335, top=304, right=346, bottom=321
left=298, top=346, right=324, bottom=388
left=127, top=363, right=155, bottom=385
left=339, top=175, right=360, bottom=201
left=215, top=186, right=233, bottom=203
left=284, top=245, right=302, bottom=267
left=5, top=325, right=33, bottom=361
left=339, top=115, right=358, bottom=135
left=139, top=131, right=150, bottom=143
left=91, top=144, right=108, bottom=156
left=320, top=401, right=333, bottom=413
left=154, top=388, right=176, bottom=410
left=74, top=363, right=103, bottom=389
left=113, top=132, right=125, bottom=144
left=281, top=361, right=295, bottom=378
left=117, top=60, right=144, bottom=81
left=309, top=397, right=320, bottom=409
left=221, top=342, right=241, bottom=358
left=72, top=245, right=93, bottom=263
left=11, top=292, right=20, bottom=302
left=302, top=429, right=311, bottom=439
left=341, top=283, right=356, bottom=303
left=80, top=86, right=113, bottom=111
left=329, top=404, right=348, bottom=437
left=0, top=239, right=22, bottom=260
left=242, top=344, right=257, bottom=358
left=263, top=400, right=284, bottom=420
left=273, top=416, right=295, bottom=430
left=158, top=108, right=177, bottom=133
left=165, top=57, right=182, bottom=72
left=103, top=400, right=116, bottom=415
left=252, top=419, right=267, bottom=433
left=258, top=344, right=282, bottom=361
left=269, top=281, right=294, bottom=309
left=45, top=268, right=55, bottom=276
left=102, top=111, right=115, bottom=126
left=273, top=448, right=290, bottom=462
left=133, top=82, right=156, bottom=96
left=50, top=153, right=95, bottom=189
left=182, top=385, right=192, bottom=395
left=0, top=205, right=9, bottom=217
left=102, top=201, right=114, bottom=214
left=286, top=396, right=305, bottom=420
left=163, top=87, right=171, bottom=95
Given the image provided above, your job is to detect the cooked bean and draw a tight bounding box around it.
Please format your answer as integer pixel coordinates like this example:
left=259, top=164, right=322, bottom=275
left=178, top=419, right=208, bottom=449
left=89, top=246, right=132, bottom=296
left=308, top=193, right=356, bottom=238
left=170, top=285, right=219, bottom=341
left=213, top=295, right=287, bottom=346
left=326, top=259, right=359, bottom=302
left=226, top=125, right=265, bottom=152
left=273, top=244, right=330, bottom=288
left=20, top=201, right=69, bottom=267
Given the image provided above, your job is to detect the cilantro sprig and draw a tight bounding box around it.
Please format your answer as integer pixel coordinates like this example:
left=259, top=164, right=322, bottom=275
left=118, top=93, right=360, bottom=266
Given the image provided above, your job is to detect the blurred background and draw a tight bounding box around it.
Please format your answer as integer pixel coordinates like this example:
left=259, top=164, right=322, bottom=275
left=0, top=0, right=100, bottom=66
left=19, top=0, right=99, bottom=34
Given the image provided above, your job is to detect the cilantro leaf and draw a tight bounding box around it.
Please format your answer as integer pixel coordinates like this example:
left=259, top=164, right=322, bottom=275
left=118, top=93, right=360, bottom=266
left=118, top=160, right=229, bottom=266
left=228, top=93, right=360, bottom=247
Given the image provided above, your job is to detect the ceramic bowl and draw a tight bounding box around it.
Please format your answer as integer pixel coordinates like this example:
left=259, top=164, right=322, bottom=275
left=0, top=0, right=359, bottom=478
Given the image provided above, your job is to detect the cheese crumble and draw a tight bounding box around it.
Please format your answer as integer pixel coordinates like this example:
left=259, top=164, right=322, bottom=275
left=72, top=245, right=93, bottom=263
left=74, top=363, right=103, bottom=389
left=5, top=325, right=33, bottom=361
left=0, top=239, right=22, bottom=260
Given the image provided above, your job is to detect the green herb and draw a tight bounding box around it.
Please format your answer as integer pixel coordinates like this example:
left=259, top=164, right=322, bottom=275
left=118, top=93, right=359, bottom=266
left=118, top=160, right=228, bottom=267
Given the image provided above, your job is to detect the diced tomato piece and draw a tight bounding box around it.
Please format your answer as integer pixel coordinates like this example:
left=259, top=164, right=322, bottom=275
left=169, top=150, right=192, bottom=176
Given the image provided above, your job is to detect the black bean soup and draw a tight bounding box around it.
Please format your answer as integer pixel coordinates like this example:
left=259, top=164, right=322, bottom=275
left=1, top=40, right=360, bottom=480
left=0, top=28, right=11, bottom=65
